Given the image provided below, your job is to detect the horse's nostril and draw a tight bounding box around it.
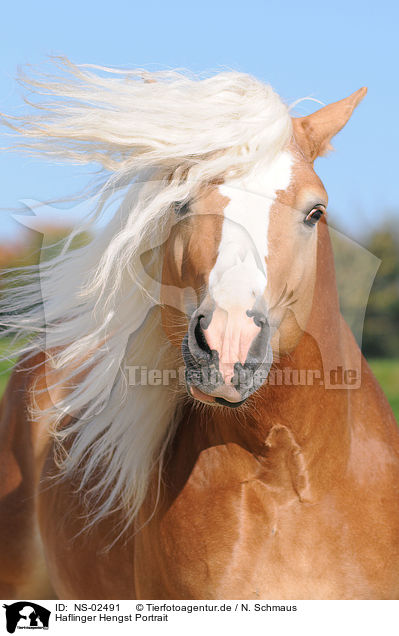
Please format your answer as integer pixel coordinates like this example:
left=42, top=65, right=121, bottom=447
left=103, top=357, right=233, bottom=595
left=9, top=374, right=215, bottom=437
left=247, top=308, right=268, bottom=329
left=194, top=315, right=211, bottom=354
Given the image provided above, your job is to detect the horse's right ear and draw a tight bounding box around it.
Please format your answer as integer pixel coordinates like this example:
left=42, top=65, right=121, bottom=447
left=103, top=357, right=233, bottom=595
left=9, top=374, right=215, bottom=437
left=292, top=87, right=367, bottom=161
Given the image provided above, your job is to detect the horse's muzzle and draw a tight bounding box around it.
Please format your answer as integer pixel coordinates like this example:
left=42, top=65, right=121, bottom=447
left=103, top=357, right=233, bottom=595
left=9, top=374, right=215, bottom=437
left=182, top=299, right=273, bottom=406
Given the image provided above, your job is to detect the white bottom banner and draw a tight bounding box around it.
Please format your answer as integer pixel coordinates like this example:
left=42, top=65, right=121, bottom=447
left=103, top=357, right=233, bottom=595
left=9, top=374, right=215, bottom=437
left=1, top=599, right=397, bottom=636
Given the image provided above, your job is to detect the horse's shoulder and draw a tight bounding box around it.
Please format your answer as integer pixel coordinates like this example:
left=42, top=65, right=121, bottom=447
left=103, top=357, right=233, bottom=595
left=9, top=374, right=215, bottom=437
left=0, top=350, right=50, bottom=498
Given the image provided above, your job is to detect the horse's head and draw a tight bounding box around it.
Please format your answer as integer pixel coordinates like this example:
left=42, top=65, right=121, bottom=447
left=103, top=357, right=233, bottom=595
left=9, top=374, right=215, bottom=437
left=161, top=88, right=366, bottom=406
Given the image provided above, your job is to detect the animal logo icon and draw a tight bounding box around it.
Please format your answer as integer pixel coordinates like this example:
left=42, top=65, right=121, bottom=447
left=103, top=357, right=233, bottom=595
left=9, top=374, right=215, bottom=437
left=2, top=602, right=50, bottom=633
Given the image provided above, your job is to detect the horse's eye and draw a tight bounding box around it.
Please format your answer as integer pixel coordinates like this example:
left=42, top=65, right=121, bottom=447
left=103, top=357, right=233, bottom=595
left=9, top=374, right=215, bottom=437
left=174, top=201, right=190, bottom=215
left=304, top=207, right=324, bottom=227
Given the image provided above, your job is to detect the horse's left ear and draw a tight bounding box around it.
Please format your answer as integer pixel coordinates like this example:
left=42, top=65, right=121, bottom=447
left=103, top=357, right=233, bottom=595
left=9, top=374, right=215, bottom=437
left=292, top=87, right=367, bottom=161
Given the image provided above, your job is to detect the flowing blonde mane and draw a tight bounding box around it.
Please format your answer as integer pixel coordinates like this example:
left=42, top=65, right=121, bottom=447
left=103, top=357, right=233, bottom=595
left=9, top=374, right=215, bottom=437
left=0, top=58, right=292, bottom=533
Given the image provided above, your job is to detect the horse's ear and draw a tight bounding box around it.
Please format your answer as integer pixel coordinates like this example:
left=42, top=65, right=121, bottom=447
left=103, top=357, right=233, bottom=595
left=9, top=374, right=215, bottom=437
left=292, top=87, right=367, bottom=161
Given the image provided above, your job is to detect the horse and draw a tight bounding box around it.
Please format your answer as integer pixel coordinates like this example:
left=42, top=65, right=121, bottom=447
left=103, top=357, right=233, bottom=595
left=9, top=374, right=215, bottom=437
left=1, top=60, right=399, bottom=600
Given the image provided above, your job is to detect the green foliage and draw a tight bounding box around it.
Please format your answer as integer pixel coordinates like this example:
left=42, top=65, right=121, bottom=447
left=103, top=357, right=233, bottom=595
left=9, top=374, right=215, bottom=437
left=362, top=229, right=399, bottom=358
left=1, top=227, right=92, bottom=270
left=332, top=218, right=399, bottom=359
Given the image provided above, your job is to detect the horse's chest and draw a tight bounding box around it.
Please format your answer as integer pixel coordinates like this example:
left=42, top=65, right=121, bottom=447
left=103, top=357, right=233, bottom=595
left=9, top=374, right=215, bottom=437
left=41, top=441, right=399, bottom=599
left=135, top=475, right=399, bottom=599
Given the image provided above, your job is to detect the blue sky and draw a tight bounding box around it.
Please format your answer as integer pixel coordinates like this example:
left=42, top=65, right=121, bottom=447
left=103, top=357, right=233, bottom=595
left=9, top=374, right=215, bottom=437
left=0, top=0, right=398, bottom=241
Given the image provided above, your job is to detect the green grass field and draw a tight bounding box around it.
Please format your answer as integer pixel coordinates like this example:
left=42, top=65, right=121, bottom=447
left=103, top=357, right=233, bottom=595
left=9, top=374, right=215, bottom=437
left=0, top=338, right=397, bottom=423
left=368, top=359, right=399, bottom=423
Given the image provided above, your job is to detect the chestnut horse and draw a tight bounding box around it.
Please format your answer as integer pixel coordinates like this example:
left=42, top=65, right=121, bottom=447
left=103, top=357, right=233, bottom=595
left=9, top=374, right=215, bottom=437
left=1, top=63, right=399, bottom=600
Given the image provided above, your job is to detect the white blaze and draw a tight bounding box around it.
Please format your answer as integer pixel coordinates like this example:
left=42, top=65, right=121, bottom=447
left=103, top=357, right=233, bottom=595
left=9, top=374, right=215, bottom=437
left=209, top=151, right=293, bottom=310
